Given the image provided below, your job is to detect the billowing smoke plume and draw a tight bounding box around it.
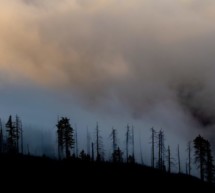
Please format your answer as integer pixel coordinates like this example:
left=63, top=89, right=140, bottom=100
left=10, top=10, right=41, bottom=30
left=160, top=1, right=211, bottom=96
left=1, top=0, right=215, bottom=141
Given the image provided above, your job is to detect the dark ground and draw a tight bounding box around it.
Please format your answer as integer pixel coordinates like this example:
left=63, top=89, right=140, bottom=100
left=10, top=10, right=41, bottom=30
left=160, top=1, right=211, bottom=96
left=0, top=154, right=214, bottom=192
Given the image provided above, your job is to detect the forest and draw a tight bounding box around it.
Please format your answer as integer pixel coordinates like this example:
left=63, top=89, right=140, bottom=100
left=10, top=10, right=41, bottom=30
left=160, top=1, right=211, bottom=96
left=0, top=115, right=214, bottom=191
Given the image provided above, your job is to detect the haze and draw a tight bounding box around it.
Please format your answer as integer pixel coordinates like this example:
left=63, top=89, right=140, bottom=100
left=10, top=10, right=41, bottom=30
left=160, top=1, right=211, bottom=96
left=0, top=0, right=215, bottom=167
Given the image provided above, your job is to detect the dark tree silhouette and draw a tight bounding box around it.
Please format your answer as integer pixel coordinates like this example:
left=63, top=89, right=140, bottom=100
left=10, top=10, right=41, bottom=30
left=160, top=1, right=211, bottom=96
left=205, top=140, right=215, bottom=183
left=56, top=117, right=74, bottom=159
left=167, top=145, right=174, bottom=173
left=110, top=128, right=117, bottom=153
left=6, top=115, right=19, bottom=153
left=109, top=128, right=123, bottom=163
left=0, top=119, right=3, bottom=153
left=139, top=132, right=144, bottom=165
left=157, top=129, right=165, bottom=171
left=177, top=144, right=181, bottom=173
left=27, top=144, right=30, bottom=155
left=91, top=142, right=94, bottom=161
left=64, top=119, right=74, bottom=158
left=126, top=124, right=130, bottom=163
left=15, top=115, right=19, bottom=153
left=79, top=150, right=90, bottom=161
left=110, top=127, right=121, bottom=162
left=112, top=147, right=123, bottom=163
left=19, top=117, right=23, bottom=154
left=95, top=122, right=104, bottom=161
left=193, top=135, right=206, bottom=181
left=151, top=127, right=156, bottom=168
left=75, top=125, right=78, bottom=157
left=15, top=115, right=23, bottom=154
left=124, top=124, right=135, bottom=163
left=86, top=127, right=91, bottom=156
left=56, top=118, right=64, bottom=159
left=187, top=141, right=192, bottom=176
left=79, top=150, right=86, bottom=160
left=131, top=125, right=135, bottom=162
left=96, top=122, right=99, bottom=160
left=192, top=135, right=215, bottom=182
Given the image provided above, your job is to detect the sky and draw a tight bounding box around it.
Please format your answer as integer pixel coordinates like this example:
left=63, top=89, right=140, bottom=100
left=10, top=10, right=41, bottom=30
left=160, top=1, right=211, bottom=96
left=1, top=0, right=215, bottom=173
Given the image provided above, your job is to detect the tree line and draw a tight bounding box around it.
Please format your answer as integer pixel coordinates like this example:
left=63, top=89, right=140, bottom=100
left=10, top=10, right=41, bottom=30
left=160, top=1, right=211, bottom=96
left=0, top=115, right=214, bottom=183
left=0, top=115, right=23, bottom=154
left=55, top=117, right=215, bottom=183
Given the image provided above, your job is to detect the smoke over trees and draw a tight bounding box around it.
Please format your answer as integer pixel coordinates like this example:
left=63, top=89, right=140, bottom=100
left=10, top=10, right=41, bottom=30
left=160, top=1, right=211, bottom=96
left=0, top=113, right=214, bottom=185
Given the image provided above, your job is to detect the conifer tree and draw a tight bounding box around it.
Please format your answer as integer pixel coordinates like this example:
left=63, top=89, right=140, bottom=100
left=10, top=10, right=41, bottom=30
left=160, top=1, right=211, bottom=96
left=56, top=117, right=74, bottom=159
left=6, top=115, right=18, bottom=153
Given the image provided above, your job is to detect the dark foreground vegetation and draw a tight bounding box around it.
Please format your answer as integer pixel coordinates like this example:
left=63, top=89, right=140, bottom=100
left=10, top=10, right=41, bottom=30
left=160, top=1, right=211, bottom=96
left=0, top=115, right=215, bottom=192
left=0, top=153, right=214, bottom=192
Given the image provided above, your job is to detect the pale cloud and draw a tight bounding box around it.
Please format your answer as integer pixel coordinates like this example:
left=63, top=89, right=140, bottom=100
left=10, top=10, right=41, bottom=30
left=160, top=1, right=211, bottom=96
left=1, top=0, right=215, bottom=138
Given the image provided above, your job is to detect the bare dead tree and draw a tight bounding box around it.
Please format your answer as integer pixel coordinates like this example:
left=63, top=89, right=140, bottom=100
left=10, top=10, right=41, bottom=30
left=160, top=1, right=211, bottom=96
left=95, top=122, right=104, bottom=161
left=187, top=141, right=192, bottom=175
left=15, top=115, right=19, bottom=153
left=86, top=127, right=91, bottom=156
left=75, top=124, right=78, bottom=157
left=20, top=119, right=23, bottom=154
left=126, top=124, right=130, bottom=162
left=110, top=128, right=117, bottom=153
left=178, top=144, right=181, bottom=173
left=151, top=128, right=156, bottom=168
left=139, top=131, right=144, bottom=165
left=91, top=142, right=94, bottom=161
left=157, top=129, right=165, bottom=171
left=167, top=145, right=175, bottom=173
left=132, top=125, right=135, bottom=161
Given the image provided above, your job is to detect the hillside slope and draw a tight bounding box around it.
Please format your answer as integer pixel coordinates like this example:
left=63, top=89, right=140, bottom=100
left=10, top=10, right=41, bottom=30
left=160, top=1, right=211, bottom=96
left=0, top=154, right=214, bottom=192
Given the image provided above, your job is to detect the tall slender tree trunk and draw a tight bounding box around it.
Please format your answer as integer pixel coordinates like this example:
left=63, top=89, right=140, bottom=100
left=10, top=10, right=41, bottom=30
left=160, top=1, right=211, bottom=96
left=126, top=124, right=129, bottom=162
left=75, top=125, right=78, bottom=157
left=20, top=121, right=23, bottom=154
left=91, top=142, right=94, bottom=161
left=139, top=132, right=144, bottom=165
left=96, top=122, right=100, bottom=160
left=132, top=126, right=135, bottom=161
left=87, top=127, right=91, bottom=156
left=178, top=145, right=181, bottom=173
left=188, top=141, right=191, bottom=175
left=16, top=116, right=19, bottom=153
left=168, top=146, right=171, bottom=173
left=112, top=128, right=117, bottom=152
left=151, top=128, right=155, bottom=168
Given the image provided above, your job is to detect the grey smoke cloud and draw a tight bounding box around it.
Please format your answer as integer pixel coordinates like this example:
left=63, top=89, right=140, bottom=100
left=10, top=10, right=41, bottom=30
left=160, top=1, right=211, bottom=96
left=1, top=0, right=215, bottom=141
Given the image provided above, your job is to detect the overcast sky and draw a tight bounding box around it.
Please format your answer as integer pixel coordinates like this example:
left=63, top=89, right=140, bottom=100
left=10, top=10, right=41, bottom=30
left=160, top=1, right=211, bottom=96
left=1, top=0, right=215, bottom=169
